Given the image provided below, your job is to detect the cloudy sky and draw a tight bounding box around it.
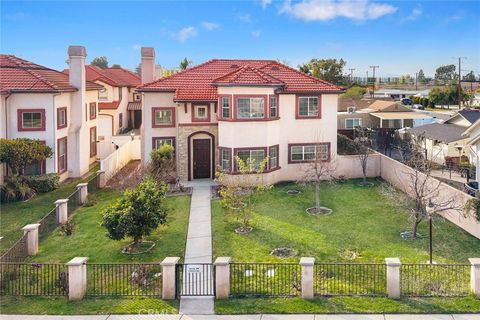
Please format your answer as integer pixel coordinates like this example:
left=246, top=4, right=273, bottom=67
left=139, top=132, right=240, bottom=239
left=1, top=0, right=479, bottom=77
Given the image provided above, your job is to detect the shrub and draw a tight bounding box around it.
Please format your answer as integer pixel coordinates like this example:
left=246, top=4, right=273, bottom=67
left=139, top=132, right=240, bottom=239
left=0, top=138, right=53, bottom=175
left=337, top=134, right=360, bottom=155
left=149, top=144, right=176, bottom=183
left=60, top=222, right=75, bottom=236
left=23, top=173, right=59, bottom=193
left=1, top=177, right=35, bottom=202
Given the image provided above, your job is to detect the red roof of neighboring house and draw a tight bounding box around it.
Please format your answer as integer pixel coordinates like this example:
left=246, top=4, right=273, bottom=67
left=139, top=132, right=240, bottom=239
left=0, top=54, right=103, bottom=94
left=64, top=65, right=141, bottom=88
left=98, top=101, right=121, bottom=110
left=137, top=59, right=344, bottom=101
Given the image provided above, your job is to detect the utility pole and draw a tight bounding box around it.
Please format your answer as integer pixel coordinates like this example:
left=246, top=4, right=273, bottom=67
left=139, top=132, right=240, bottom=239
left=415, top=72, right=418, bottom=90
left=348, top=68, right=355, bottom=84
left=454, top=57, right=467, bottom=107
left=369, top=66, right=379, bottom=98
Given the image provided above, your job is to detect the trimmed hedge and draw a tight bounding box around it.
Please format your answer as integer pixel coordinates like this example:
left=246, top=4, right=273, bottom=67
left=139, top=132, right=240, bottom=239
left=23, top=173, right=60, bottom=193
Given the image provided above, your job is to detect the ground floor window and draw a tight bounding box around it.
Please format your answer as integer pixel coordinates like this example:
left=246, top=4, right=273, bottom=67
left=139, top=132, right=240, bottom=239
left=235, top=148, right=266, bottom=171
left=153, top=137, right=175, bottom=150
left=220, top=148, right=232, bottom=172
left=269, top=145, right=279, bottom=170
left=23, top=160, right=46, bottom=175
left=289, top=143, right=330, bottom=163
left=57, top=137, right=67, bottom=174
left=90, top=126, right=97, bottom=157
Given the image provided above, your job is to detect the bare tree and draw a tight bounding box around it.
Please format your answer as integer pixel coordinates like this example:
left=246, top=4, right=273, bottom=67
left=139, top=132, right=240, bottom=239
left=301, top=144, right=337, bottom=215
left=354, top=127, right=374, bottom=186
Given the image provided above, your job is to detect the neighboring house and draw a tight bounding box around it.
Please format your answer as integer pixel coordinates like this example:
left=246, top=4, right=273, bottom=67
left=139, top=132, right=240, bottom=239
left=136, top=47, right=344, bottom=183
left=338, top=99, right=432, bottom=132
left=408, top=110, right=480, bottom=165
left=368, top=88, right=430, bottom=100
left=0, top=46, right=103, bottom=182
left=462, top=119, right=480, bottom=179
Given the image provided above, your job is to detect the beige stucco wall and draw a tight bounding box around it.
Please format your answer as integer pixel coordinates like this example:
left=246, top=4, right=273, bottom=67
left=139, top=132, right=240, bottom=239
left=337, top=112, right=372, bottom=129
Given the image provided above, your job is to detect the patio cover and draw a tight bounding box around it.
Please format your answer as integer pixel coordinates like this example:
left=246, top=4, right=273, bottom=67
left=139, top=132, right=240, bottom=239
left=371, top=112, right=432, bottom=120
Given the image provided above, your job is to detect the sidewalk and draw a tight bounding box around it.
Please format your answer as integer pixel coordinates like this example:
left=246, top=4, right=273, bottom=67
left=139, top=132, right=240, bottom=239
left=1, top=314, right=479, bottom=319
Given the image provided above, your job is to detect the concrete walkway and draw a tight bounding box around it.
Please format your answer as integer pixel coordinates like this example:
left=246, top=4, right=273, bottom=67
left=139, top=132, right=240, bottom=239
left=179, top=179, right=216, bottom=315
left=1, top=314, right=479, bottom=319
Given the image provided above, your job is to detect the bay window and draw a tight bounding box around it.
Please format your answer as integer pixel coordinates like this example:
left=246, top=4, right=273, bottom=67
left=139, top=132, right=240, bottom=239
left=289, top=143, right=330, bottom=163
left=221, top=96, right=231, bottom=119
left=269, top=95, right=278, bottom=118
left=236, top=97, right=265, bottom=119
left=235, top=149, right=266, bottom=171
left=220, top=148, right=232, bottom=172
left=297, top=96, right=320, bottom=118
left=269, top=145, right=279, bottom=170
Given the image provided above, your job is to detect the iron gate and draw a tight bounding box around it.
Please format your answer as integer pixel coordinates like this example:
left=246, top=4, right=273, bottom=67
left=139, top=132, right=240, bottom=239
left=176, top=263, right=215, bottom=296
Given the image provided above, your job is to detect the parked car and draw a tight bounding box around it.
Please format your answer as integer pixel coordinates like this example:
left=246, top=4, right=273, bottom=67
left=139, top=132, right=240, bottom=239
left=464, top=181, right=479, bottom=196
left=401, top=98, right=413, bottom=105
left=412, top=104, right=424, bottom=110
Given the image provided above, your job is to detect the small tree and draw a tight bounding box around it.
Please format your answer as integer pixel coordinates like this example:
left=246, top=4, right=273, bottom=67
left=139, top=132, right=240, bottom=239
left=0, top=138, right=53, bottom=175
left=102, top=177, right=168, bottom=250
left=149, top=144, right=176, bottom=183
left=301, top=144, right=337, bottom=214
left=216, top=155, right=270, bottom=233
left=90, top=56, right=109, bottom=68
left=179, top=58, right=192, bottom=70
left=354, top=127, right=374, bottom=186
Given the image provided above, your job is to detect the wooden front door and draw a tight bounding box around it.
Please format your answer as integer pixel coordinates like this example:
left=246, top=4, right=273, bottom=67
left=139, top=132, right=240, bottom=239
left=193, top=139, right=211, bottom=179
left=134, top=110, right=142, bottom=129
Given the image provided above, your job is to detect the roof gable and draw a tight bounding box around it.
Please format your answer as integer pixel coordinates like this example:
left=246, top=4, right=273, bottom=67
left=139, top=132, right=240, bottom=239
left=214, top=65, right=284, bottom=85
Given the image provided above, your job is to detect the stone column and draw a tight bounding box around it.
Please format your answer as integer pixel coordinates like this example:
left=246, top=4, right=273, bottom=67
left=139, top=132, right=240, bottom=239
left=469, top=258, right=480, bottom=298
left=55, top=199, right=69, bottom=224
left=21, top=224, right=40, bottom=255
left=385, top=258, right=401, bottom=299
left=161, top=257, right=180, bottom=300
left=300, top=257, right=315, bottom=299
left=67, top=257, right=88, bottom=300
left=214, top=257, right=231, bottom=299
left=76, top=183, right=88, bottom=204
left=97, top=170, right=106, bottom=188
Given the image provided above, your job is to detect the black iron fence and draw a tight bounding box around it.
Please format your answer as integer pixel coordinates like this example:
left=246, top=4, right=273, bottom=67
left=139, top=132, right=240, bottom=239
left=176, top=263, right=215, bottom=296
left=401, top=264, right=470, bottom=297
left=86, top=263, right=162, bottom=297
left=314, top=263, right=386, bottom=296
left=67, top=189, right=81, bottom=217
left=230, top=263, right=301, bottom=297
left=0, top=234, right=28, bottom=263
left=87, top=173, right=100, bottom=193
left=38, top=207, right=57, bottom=243
left=0, top=263, right=68, bottom=296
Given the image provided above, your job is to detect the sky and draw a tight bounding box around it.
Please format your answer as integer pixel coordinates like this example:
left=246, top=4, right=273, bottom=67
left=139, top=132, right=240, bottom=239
left=1, top=0, right=479, bottom=78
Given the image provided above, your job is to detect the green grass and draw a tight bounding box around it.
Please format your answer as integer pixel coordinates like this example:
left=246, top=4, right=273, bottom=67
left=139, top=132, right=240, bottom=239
left=215, top=296, right=480, bottom=314
left=26, top=188, right=190, bottom=262
left=212, top=179, right=480, bottom=263
left=0, top=296, right=178, bottom=315
left=0, top=166, right=98, bottom=254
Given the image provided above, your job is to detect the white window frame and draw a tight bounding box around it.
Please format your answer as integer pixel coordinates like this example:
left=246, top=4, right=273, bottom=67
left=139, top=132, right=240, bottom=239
left=154, top=138, right=174, bottom=149
left=290, top=144, right=329, bottom=162
left=345, top=118, right=362, bottom=129
left=221, top=97, right=230, bottom=118
left=270, top=96, right=278, bottom=118
left=236, top=97, right=265, bottom=119
left=236, top=149, right=266, bottom=171
left=298, top=96, right=319, bottom=117
left=21, top=112, right=43, bottom=129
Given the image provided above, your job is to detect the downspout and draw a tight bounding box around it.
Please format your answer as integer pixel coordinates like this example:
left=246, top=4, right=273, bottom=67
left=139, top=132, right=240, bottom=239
left=52, top=92, right=61, bottom=173
left=4, top=92, right=11, bottom=138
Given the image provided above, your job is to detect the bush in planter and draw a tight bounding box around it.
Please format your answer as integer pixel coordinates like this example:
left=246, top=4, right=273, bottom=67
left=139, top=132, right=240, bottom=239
left=23, top=173, right=59, bottom=193
left=149, top=144, right=176, bottom=184
left=1, top=177, right=36, bottom=202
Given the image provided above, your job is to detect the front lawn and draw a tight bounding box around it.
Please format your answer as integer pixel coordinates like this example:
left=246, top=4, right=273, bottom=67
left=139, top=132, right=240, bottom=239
left=0, top=166, right=98, bottom=255
left=212, top=179, right=480, bottom=263
left=27, top=188, right=191, bottom=262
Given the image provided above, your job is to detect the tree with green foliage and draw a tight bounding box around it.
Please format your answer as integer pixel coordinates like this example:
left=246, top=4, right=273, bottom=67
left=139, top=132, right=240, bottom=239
left=111, top=64, right=122, bottom=69
left=417, top=69, right=427, bottom=84
left=102, top=177, right=169, bottom=249
left=340, top=85, right=367, bottom=99
left=298, top=58, right=346, bottom=85
left=435, top=64, right=456, bottom=84
left=179, top=58, right=192, bottom=70
left=0, top=138, right=53, bottom=175
left=463, top=71, right=476, bottom=82
left=91, top=56, right=109, bottom=68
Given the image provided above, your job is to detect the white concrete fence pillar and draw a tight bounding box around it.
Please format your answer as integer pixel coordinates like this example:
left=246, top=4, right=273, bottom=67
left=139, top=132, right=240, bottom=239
left=21, top=224, right=40, bottom=256
left=97, top=170, right=106, bottom=188
left=214, top=257, right=231, bottom=299
left=55, top=199, right=68, bottom=224
left=300, top=257, right=315, bottom=299
left=161, top=257, right=180, bottom=300
left=385, top=257, right=401, bottom=299
left=67, top=257, right=88, bottom=300
left=76, top=183, right=88, bottom=204
left=469, top=258, right=480, bottom=298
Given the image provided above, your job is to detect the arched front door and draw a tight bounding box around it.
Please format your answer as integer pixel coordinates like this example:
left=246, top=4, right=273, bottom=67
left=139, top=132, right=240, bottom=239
left=188, top=131, right=215, bottom=180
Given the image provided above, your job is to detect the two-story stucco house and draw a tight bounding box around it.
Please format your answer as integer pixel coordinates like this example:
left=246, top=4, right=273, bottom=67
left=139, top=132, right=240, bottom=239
left=137, top=47, right=344, bottom=184
left=0, top=46, right=102, bottom=183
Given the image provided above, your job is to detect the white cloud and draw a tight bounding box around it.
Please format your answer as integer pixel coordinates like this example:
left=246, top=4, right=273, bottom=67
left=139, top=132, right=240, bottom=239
left=174, top=26, right=198, bottom=42
left=409, top=6, right=422, bottom=20
left=280, top=0, right=397, bottom=22
left=238, top=13, right=252, bottom=23
left=201, top=21, right=220, bottom=31
left=444, top=12, right=464, bottom=23
left=132, top=44, right=141, bottom=50
left=252, top=30, right=261, bottom=37
left=261, top=0, right=272, bottom=9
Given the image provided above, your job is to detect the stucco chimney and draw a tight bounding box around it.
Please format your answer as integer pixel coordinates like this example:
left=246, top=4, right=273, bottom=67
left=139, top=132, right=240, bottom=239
left=141, top=47, right=155, bottom=84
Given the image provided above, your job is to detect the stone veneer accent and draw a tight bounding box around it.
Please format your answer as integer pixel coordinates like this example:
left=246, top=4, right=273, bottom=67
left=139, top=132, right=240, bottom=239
left=177, top=125, right=219, bottom=180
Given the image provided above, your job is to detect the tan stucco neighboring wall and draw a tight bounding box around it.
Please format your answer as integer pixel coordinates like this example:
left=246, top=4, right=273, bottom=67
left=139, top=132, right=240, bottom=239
left=337, top=112, right=372, bottom=129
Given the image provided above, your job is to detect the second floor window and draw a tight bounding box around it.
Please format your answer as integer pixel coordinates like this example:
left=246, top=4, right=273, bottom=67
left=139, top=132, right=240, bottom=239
left=89, top=103, right=97, bottom=120
left=269, top=96, right=278, bottom=118
left=298, top=96, right=319, bottom=118
left=153, top=107, right=175, bottom=127
left=57, top=137, right=67, bottom=173
left=221, top=96, right=230, bottom=119
left=98, top=88, right=108, bottom=100
left=57, top=107, right=67, bottom=129
left=18, top=109, right=45, bottom=131
left=237, top=97, right=264, bottom=119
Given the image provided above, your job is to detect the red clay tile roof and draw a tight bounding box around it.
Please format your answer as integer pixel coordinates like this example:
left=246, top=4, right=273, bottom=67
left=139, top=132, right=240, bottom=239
left=64, top=65, right=141, bottom=88
left=137, top=59, right=344, bottom=101
left=0, top=54, right=103, bottom=94
left=98, top=101, right=120, bottom=110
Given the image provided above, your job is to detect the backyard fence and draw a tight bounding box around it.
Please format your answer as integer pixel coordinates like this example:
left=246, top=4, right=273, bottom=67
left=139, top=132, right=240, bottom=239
left=66, top=188, right=82, bottom=217
left=0, top=257, right=479, bottom=300
left=38, top=207, right=57, bottom=243
left=86, top=263, right=163, bottom=297
left=0, top=234, right=28, bottom=263
left=230, top=263, right=301, bottom=297
left=400, top=263, right=471, bottom=297
left=314, top=263, right=386, bottom=296
left=0, top=263, right=68, bottom=296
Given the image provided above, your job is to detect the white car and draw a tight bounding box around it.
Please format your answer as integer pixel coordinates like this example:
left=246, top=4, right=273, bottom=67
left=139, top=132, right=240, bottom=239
left=412, top=104, right=424, bottom=110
